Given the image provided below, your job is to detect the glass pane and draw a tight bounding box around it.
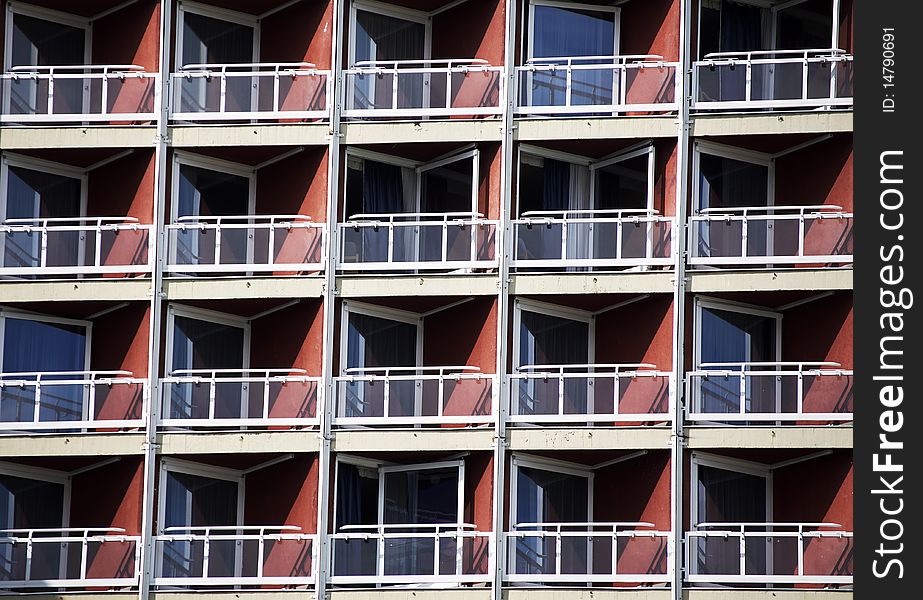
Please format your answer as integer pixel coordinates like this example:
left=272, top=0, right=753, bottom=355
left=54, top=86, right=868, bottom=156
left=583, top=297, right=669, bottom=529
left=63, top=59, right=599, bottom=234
left=594, top=155, right=648, bottom=211
left=383, top=467, right=458, bottom=524
left=519, top=310, right=589, bottom=367
left=346, top=313, right=417, bottom=370
left=532, top=6, right=615, bottom=58
left=181, top=12, right=254, bottom=66
left=171, top=315, right=245, bottom=374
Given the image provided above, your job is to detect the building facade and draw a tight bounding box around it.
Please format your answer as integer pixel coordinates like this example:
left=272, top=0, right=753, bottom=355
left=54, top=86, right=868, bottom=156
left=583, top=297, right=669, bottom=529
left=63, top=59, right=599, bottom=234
left=0, top=1, right=853, bottom=600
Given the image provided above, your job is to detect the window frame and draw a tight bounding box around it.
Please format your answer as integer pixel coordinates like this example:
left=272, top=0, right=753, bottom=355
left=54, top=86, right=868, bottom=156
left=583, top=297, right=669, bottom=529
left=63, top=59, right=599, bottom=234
left=512, top=297, right=595, bottom=371
left=338, top=300, right=423, bottom=377
left=0, top=308, right=92, bottom=375
left=525, top=0, right=621, bottom=63
left=174, top=0, right=260, bottom=70
left=164, top=303, right=252, bottom=378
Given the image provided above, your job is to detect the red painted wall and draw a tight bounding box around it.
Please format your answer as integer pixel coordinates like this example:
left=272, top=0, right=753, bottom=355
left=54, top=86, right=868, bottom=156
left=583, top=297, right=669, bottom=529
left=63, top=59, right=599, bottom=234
left=621, top=0, right=680, bottom=61
left=262, top=0, right=333, bottom=69
left=463, top=453, right=493, bottom=576
left=89, top=304, right=150, bottom=425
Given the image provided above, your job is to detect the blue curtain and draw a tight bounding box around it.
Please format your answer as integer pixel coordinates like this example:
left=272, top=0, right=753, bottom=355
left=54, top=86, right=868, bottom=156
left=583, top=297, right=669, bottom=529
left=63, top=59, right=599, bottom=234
left=542, top=159, right=570, bottom=212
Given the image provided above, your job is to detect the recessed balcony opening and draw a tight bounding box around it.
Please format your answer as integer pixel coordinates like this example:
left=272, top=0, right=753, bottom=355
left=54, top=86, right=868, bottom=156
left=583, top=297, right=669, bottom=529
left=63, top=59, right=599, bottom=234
left=160, top=299, right=322, bottom=431
left=333, top=297, right=497, bottom=428
left=0, top=302, right=149, bottom=435
left=0, top=0, right=159, bottom=124
left=329, top=451, right=493, bottom=588
left=686, top=291, right=853, bottom=425
left=685, top=449, right=852, bottom=587
left=165, top=147, right=327, bottom=277
left=342, top=0, right=504, bottom=120
left=152, top=453, right=318, bottom=590
left=505, top=450, right=671, bottom=587
left=0, top=456, right=144, bottom=592
left=169, top=0, right=332, bottom=123
left=509, top=294, right=673, bottom=426
left=0, top=148, right=155, bottom=279
left=515, top=0, right=679, bottom=117
left=689, top=135, right=853, bottom=269
left=692, top=0, right=853, bottom=110
left=339, top=142, right=500, bottom=273
left=512, top=138, right=676, bottom=271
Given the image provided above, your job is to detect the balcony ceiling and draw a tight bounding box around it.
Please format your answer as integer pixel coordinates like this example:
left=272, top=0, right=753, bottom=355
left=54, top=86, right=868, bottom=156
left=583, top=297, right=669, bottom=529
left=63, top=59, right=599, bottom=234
left=23, top=0, right=148, bottom=18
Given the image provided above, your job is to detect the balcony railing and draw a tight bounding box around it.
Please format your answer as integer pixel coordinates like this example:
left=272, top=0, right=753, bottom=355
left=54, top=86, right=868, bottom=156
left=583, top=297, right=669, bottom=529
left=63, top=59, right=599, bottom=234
left=0, top=527, right=140, bottom=590
left=153, top=525, right=315, bottom=587
left=515, top=55, right=679, bottom=115
left=171, top=63, right=328, bottom=121
left=338, top=212, right=498, bottom=271
left=692, top=49, right=853, bottom=111
left=506, top=522, right=670, bottom=584
left=343, top=59, right=502, bottom=119
left=165, top=215, right=325, bottom=275
left=333, top=366, right=496, bottom=427
left=509, top=364, right=672, bottom=425
left=329, top=523, right=492, bottom=586
left=685, top=522, right=853, bottom=585
left=688, top=205, right=853, bottom=267
left=511, top=209, right=674, bottom=269
left=1, top=65, right=157, bottom=123
left=687, top=361, right=853, bottom=424
left=0, top=217, right=152, bottom=277
left=0, top=370, right=147, bottom=433
left=160, top=369, right=320, bottom=429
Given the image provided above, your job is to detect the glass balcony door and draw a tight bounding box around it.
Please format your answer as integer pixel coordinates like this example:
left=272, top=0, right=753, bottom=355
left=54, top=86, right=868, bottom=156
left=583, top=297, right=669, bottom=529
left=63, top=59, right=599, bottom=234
left=0, top=469, right=67, bottom=584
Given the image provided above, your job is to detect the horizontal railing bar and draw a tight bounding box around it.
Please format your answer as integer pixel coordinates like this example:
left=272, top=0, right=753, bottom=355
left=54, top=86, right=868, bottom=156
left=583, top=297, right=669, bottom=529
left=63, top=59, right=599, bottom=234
left=519, top=209, right=661, bottom=218
left=695, top=521, right=842, bottom=528
left=1, top=527, right=126, bottom=534
left=525, top=54, right=665, bottom=63
left=169, top=368, right=308, bottom=375
left=7, top=64, right=147, bottom=73
left=162, top=525, right=302, bottom=533
left=178, top=62, right=317, bottom=70
left=517, top=363, right=657, bottom=372
left=352, top=59, right=489, bottom=67
left=338, top=523, right=476, bottom=530
left=513, top=521, right=655, bottom=528
left=702, top=48, right=848, bottom=59
left=173, top=214, right=314, bottom=223
left=343, top=365, right=481, bottom=374
left=697, top=361, right=841, bottom=368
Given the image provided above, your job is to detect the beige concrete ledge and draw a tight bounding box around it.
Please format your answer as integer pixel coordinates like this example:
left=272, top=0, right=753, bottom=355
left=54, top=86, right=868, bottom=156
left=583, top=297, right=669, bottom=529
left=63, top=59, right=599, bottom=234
left=687, top=269, right=852, bottom=293
left=506, top=590, right=671, bottom=600
left=24, top=594, right=140, bottom=600
left=169, top=123, right=329, bottom=147
left=0, top=433, right=145, bottom=457
left=159, top=431, right=321, bottom=454
left=515, top=116, right=678, bottom=140
left=332, top=590, right=491, bottom=600
left=684, top=589, right=851, bottom=600
left=686, top=426, right=852, bottom=449
left=338, top=274, right=498, bottom=297
left=153, top=594, right=315, bottom=600
left=507, top=427, right=672, bottom=450
left=343, top=120, right=503, bottom=144
left=0, top=279, right=151, bottom=302
left=690, top=111, right=852, bottom=137
left=333, top=428, right=495, bottom=452
left=164, top=276, right=325, bottom=300
left=511, top=272, right=674, bottom=295
left=0, top=125, right=157, bottom=149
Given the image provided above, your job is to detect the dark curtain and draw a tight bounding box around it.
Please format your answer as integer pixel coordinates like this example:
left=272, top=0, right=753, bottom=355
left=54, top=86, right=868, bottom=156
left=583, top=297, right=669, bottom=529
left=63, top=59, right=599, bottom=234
left=180, top=13, right=254, bottom=113
left=170, top=316, right=245, bottom=420
left=594, top=155, right=649, bottom=211
left=698, top=153, right=769, bottom=259
left=518, top=311, right=589, bottom=416
left=719, top=1, right=763, bottom=52
left=542, top=159, right=571, bottom=212
left=175, top=165, right=250, bottom=268
left=361, top=160, right=405, bottom=214
left=0, top=475, right=65, bottom=582
left=333, top=464, right=379, bottom=578
left=9, top=14, right=85, bottom=115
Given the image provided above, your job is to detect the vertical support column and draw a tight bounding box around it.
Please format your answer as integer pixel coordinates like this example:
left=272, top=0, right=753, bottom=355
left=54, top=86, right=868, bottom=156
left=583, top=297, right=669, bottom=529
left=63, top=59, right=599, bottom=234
left=317, top=0, right=346, bottom=598
left=671, top=1, right=693, bottom=598
left=492, top=1, right=518, bottom=599
left=137, top=1, right=173, bottom=598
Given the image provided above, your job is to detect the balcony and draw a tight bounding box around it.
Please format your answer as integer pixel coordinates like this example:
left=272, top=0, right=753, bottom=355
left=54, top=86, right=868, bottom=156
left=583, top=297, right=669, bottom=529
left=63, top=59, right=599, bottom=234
left=333, top=366, right=496, bottom=427
left=687, top=361, right=853, bottom=425
left=338, top=212, right=498, bottom=272
left=170, top=63, right=329, bottom=122
left=342, top=60, right=503, bottom=120
left=515, top=55, right=678, bottom=116
left=511, top=209, right=674, bottom=270
left=0, top=65, right=157, bottom=124
left=509, top=364, right=672, bottom=426
left=153, top=525, right=315, bottom=587
left=165, top=215, right=325, bottom=276
left=159, top=369, right=320, bottom=429
left=688, top=205, right=853, bottom=268
left=329, top=523, right=493, bottom=586
left=692, top=49, right=853, bottom=111
left=685, top=522, right=853, bottom=586
left=505, top=522, right=670, bottom=585
left=0, top=370, right=147, bottom=434
left=1, top=217, right=152, bottom=278
left=0, top=527, right=140, bottom=591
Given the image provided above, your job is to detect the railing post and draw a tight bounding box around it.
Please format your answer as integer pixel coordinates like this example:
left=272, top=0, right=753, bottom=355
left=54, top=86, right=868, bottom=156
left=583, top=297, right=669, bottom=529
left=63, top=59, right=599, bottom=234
left=81, top=534, right=90, bottom=581
left=798, top=211, right=807, bottom=259
left=739, top=370, right=747, bottom=416
left=797, top=368, right=805, bottom=417
left=268, top=219, right=277, bottom=266
left=214, top=222, right=223, bottom=266
left=219, top=72, right=227, bottom=114
left=738, top=529, right=746, bottom=578
left=47, top=72, right=55, bottom=116
left=101, top=70, right=110, bottom=117
left=95, top=222, right=104, bottom=268
left=802, top=55, right=809, bottom=101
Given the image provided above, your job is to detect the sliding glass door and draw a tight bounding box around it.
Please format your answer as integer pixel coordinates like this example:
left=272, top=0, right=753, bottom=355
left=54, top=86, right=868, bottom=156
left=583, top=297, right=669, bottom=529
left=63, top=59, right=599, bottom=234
left=0, top=472, right=66, bottom=582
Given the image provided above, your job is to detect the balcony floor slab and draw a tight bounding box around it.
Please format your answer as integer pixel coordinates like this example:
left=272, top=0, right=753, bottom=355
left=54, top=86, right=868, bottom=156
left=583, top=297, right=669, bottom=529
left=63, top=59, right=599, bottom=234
left=0, top=125, right=157, bottom=149
left=507, top=427, right=672, bottom=450
left=342, top=120, right=504, bottom=144
left=0, top=433, right=145, bottom=457
left=158, top=431, right=322, bottom=454
left=690, top=111, right=853, bottom=137
left=687, top=268, right=852, bottom=292
left=686, top=426, right=852, bottom=449
left=506, top=590, right=672, bottom=600
left=515, top=116, right=678, bottom=140
left=684, top=590, right=851, bottom=600
left=332, top=428, right=495, bottom=452
left=169, top=123, right=329, bottom=147
left=337, top=274, right=499, bottom=297
left=511, top=272, right=675, bottom=295
left=0, top=279, right=151, bottom=303
left=164, top=276, right=325, bottom=300
left=332, top=591, right=491, bottom=600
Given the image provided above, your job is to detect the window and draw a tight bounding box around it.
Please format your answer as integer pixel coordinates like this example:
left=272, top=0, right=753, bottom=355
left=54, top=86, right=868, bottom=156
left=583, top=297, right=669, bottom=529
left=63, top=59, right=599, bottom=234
left=698, top=0, right=835, bottom=57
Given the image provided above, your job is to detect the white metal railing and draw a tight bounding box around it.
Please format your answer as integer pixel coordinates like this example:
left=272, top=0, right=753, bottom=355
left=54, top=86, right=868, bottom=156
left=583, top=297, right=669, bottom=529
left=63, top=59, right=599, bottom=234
left=509, top=364, right=672, bottom=424
left=0, top=370, right=147, bottom=433
left=685, top=522, right=853, bottom=585
left=159, top=369, right=320, bottom=428
left=338, top=212, right=498, bottom=271
left=343, top=59, right=502, bottom=118
left=0, top=527, right=140, bottom=589
left=165, top=214, right=325, bottom=274
left=329, top=523, right=493, bottom=586
left=515, top=55, right=679, bottom=115
left=171, top=63, right=329, bottom=121
left=688, top=205, right=853, bottom=267
left=692, top=49, right=853, bottom=110
left=505, top=522, right=670, bottom=583
left=687, top=361, right=853, bottom=423
left=1, top=65, right=157, bottom=123
left=512, top=209, right=674, bottom=268
left=0, top=217, right=152, bottom=276
left=153, top=525, right=316, bottom=587
left=333, top=366, right=496, bottom=426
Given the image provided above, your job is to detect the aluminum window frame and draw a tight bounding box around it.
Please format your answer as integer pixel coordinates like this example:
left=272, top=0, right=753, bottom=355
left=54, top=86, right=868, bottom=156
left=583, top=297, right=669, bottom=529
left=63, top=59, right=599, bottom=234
left=0, top=308, right=93, bottom=378
left=163, top=303, right=252, bottom=379
left=338, top=300, right=424, bottom=377
left=174, top=0, right=260, bottom=70
left=511, top=297, right=596, bottom=372
left=525, top=0, right=621, bottom=63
